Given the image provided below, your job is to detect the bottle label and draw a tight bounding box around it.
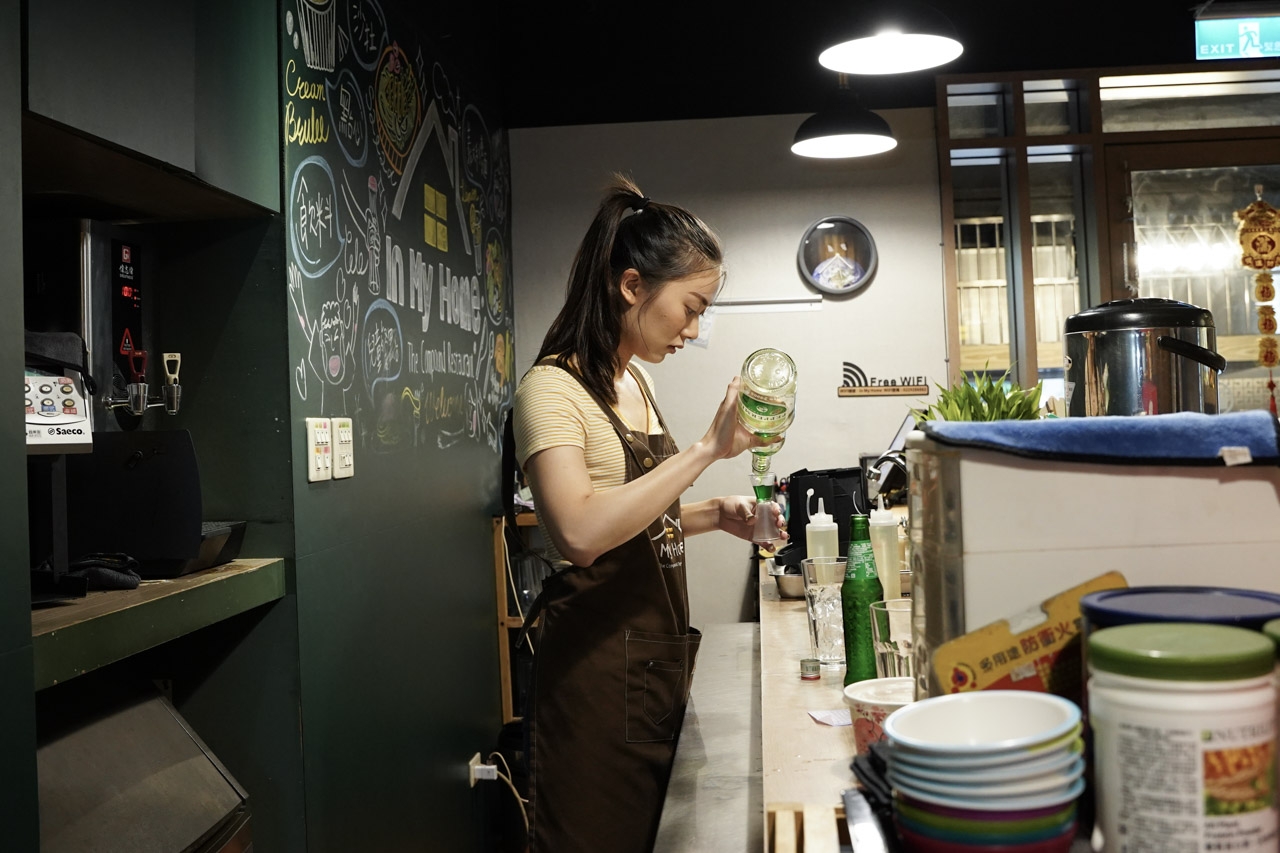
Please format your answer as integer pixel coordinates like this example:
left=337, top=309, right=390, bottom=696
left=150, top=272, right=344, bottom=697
left=846, top=542, right=876, bottom=579
left=740, top=393, right=789, bottom=425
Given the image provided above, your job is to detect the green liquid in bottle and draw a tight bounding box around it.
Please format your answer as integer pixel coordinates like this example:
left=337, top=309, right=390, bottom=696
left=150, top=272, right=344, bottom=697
left=842, top=515, right=883, bottom=686
left=753, top=483, right=774, bottom=502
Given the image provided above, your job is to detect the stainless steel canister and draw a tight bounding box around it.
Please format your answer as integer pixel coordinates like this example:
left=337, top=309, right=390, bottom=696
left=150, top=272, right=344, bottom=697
left=1064, top=298, right=1226, bottom=417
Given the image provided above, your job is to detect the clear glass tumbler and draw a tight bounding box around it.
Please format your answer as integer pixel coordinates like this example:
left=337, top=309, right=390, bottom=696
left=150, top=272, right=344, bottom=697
left=870, top=598, right=914, bottom=678
left=801, top=557, right=846, bottom=667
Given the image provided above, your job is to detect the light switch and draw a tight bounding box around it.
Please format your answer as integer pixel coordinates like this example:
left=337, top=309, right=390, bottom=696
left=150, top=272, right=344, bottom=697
left=332, top=416, right=354, bottom=479
left=305, top=417, right=332, bottom=482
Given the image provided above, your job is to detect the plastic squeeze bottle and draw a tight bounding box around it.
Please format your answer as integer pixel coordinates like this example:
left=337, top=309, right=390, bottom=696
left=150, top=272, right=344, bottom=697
left=869, top=495, right=901, bottom=600
left=805, top=490, right=839, bottom=560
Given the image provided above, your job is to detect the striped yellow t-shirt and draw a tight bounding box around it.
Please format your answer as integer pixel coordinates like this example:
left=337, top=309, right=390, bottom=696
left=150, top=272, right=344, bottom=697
left=513, top=361, right=659, bottom=563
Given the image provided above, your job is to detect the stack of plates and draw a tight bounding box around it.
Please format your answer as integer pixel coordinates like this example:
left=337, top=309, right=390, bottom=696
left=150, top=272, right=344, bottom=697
left=881, top=691, right=1084, bottom=852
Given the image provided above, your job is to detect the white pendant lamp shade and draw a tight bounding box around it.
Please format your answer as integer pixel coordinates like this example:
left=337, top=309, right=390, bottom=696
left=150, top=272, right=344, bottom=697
left=791, top=91, right=897, bottom=159
left=819, top=3, right=963, bottom=75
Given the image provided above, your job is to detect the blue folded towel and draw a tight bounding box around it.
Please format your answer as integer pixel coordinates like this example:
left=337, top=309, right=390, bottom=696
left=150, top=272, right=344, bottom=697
left=921, top=411, right=1280, bottom=466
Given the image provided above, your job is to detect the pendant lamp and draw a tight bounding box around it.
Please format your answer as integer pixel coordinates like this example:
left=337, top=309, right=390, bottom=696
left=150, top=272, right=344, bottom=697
left=791, top=77, right=897, bottom=159
left=818, top=1, right=963, bottom=75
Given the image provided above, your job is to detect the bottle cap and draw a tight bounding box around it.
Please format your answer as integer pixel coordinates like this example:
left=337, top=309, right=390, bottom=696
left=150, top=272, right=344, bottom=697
left=869, top=493, right=895, bottom=525
left=807, top=489, right=834, bottom=526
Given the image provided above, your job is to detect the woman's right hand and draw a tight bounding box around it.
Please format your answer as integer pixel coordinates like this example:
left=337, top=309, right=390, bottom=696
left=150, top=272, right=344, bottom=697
left=700, top=377, right=776, bottom=461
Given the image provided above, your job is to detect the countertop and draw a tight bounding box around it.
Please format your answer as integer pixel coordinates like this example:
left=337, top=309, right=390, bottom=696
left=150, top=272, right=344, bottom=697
left=655, top=564, right=859, bottom=851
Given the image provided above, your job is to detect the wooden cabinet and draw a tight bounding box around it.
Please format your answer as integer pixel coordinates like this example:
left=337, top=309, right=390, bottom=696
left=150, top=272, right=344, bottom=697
left=492, top=513, right=539, bottom=724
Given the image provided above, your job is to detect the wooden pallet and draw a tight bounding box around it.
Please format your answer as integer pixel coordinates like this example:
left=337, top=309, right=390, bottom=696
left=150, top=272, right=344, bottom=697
left=766, top=803, right=849, bottom=853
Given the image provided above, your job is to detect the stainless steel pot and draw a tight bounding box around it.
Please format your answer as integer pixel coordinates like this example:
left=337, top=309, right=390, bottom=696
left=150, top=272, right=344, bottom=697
left=1064, top=298, right=1225, bottom=417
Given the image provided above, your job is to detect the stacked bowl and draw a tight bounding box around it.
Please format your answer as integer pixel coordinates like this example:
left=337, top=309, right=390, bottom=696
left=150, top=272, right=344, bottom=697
left=881, top=691, right=1084, bottom=852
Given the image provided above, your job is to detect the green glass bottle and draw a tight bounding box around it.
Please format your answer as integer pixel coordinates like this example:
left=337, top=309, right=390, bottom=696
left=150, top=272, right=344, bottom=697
left=842, top=514, right=882, bottom=686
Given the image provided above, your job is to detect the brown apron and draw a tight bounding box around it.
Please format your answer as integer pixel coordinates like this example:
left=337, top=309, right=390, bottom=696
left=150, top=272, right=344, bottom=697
left=523, top=361, right=701, bottom=853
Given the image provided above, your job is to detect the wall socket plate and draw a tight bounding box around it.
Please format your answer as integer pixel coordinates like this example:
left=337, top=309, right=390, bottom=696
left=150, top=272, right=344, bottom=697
left=332, top=416, right=354, bottom=479
left=305, top=417, right=332, bottom=482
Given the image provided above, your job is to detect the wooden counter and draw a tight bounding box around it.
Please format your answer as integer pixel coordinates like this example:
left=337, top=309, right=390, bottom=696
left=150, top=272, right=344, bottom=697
left=759, top=562, right=857, bottom=809
left=31, top=558, right=286, bottom=690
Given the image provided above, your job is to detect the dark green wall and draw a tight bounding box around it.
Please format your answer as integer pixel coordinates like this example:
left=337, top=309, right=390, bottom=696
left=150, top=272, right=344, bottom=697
left=0, top=0, right=39, bottom=846
left=281, top=0, right=513, bottom=849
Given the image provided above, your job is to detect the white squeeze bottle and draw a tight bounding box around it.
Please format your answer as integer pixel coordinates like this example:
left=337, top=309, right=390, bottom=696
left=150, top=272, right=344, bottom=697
left=869, top=494, right=901, bottom=600
left=805, top=489, right=839, bottom=560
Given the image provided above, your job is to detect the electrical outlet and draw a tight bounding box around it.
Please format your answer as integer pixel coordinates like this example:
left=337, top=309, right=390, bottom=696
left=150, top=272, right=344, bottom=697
left=305, top=417, right=332, bottom=482
left=468, top=752, right=482, bottom=787
left=332, top=416, right=354, bottom=479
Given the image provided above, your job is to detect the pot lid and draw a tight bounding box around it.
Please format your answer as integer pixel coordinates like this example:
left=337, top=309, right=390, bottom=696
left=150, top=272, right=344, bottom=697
left=1064, top=298, right=1214, bottom=334
left=1081, top=586, right=1280, bottom=630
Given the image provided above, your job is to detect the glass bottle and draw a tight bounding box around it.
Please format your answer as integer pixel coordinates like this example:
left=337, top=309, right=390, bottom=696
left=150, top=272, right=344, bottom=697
left=737, top=348, right=797, bottom=475
left=842, top=514, right=882, bottom=685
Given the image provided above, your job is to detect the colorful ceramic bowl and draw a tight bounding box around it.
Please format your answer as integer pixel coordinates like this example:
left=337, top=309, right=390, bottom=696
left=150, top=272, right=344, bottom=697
left=890, top=736, right=1084, bottom=777
left=895, top=791, right=1077, bottom=822
left=895, top=816, right=1076, bottom=853
left=888, top=758, right=1083, bottom=799
left=890, top=775, right=1085, bottom=812
left=895, top=811, right=1076, bottom=846
left=894, top=798, right=1076, bottom=837
left=884, top=691, right=1082, bottom=757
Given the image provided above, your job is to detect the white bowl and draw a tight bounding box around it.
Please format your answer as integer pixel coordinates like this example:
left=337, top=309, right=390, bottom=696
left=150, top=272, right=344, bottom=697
left=889, top=739, right=1083, bottom=782
left=888, top=757, right=1084, bottom=798
left=884, top=691, right=1081, bottom=757
left=892, top=774, right=1086, bottom=812
left=887, top=724, right=1083, bottom=770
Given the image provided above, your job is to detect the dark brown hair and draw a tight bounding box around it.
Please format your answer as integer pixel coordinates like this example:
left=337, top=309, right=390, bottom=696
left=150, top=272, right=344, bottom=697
left=535, top=175, right=723, bottom=404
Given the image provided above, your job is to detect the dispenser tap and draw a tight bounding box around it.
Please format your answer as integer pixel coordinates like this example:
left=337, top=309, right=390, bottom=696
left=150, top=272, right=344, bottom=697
left=103, top=349, right=182, bottom=416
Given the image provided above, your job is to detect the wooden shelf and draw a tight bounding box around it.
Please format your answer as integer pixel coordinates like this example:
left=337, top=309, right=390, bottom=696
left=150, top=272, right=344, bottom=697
left=31, top=558, right=286, bottom=691
left=514, top=511, right=537, bottom=527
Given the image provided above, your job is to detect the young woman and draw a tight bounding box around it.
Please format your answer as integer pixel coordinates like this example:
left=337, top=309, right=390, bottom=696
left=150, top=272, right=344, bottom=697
left=513, top=176, right=783, bottom=852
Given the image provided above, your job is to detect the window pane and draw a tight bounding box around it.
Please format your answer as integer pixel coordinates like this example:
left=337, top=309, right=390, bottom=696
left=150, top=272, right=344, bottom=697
left=947, top=84, right=1008, bottom=139
left=953, top=160, right=1013, bottom=373
left=1028, top=157, right=1085, bottom=397
left=1100, top=70, right=1280, bottom=133
left=1023, top=80, right=1084, bottom=136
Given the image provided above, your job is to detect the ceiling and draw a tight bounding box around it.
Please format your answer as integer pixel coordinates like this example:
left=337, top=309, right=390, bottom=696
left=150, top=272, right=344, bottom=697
left=496, top=0, right=1223, bottom=128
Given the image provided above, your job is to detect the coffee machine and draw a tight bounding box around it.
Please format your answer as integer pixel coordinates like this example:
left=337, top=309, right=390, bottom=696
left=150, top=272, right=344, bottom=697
left=22, top=220, right=219, bottom=600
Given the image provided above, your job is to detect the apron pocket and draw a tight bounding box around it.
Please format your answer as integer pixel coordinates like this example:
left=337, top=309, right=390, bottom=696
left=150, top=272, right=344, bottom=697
left=624, top=630, right=690, bottom=743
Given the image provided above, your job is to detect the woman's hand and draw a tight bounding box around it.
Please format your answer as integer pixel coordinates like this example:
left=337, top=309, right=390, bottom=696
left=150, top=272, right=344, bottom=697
left=717, top=495, right=789, bottom=544
left=698, top=377, right=778, bottom=462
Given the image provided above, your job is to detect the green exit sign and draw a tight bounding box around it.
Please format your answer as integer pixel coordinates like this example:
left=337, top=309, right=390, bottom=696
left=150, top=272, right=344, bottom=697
left=1195, top=17, right=1280, bottom=59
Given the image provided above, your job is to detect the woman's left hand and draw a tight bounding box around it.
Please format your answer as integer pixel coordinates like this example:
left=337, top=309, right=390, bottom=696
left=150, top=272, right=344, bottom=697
left=718, top=496, right=789, bottom=544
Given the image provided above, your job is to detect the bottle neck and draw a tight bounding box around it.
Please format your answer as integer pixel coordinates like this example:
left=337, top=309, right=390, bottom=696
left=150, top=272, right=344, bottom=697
left=751, top=452, right=771, bottom=475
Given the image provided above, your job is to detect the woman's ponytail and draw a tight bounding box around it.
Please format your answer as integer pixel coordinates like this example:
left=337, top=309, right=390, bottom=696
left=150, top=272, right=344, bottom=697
left=535, top=174, right=722, bottom=404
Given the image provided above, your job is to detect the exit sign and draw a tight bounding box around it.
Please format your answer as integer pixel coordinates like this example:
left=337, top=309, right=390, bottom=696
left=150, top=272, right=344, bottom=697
left=1195, top=17, right=1280, bottom=60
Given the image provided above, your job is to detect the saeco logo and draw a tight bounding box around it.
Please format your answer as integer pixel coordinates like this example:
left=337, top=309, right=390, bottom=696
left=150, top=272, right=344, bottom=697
left=48, top=427, right=85, bottom=436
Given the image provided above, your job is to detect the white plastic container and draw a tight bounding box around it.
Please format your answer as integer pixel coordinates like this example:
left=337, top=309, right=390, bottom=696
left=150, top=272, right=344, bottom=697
left=1089, top=622, right=1278, bottom=853
left=805, top=490, right=839, bottom=560
left=868, top=495, right=900, bottom=600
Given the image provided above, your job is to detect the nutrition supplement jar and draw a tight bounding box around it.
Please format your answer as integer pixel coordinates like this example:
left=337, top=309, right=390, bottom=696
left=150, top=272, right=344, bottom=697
left=1089, top=623, right=1278, bottom=853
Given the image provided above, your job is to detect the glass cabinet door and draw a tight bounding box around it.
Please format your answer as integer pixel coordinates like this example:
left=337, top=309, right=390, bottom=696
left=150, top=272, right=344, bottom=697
left=1108, top=142, right=1280, bottom=411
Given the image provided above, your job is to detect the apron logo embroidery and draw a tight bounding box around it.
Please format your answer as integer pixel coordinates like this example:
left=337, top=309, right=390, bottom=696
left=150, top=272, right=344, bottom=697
left=650, top=513, right=684, bottom=562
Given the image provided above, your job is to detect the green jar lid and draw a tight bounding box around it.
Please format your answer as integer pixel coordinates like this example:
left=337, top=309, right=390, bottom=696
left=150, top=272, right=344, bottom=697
left=1089, top=622, right=1275, bottom=681
left=1264, top=619, right=1280, bottom=651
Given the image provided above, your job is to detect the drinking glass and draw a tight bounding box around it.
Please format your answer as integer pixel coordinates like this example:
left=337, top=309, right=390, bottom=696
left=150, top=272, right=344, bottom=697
left=870, top=598, right=914, bottom=678
left=801, top=557, right=846, bottom=667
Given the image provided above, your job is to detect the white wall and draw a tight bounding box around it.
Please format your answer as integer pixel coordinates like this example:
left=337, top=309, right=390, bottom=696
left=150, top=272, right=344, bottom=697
left=510, top=108, right=947, bottom=624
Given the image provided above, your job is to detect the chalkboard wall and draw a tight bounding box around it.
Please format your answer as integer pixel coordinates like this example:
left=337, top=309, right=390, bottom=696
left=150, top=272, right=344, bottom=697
left=281, top=0, right=512, bottom=848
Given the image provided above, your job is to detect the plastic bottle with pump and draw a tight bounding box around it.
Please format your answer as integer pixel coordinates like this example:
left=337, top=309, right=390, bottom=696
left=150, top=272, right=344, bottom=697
left=869, top=495, right=901, bottom=600
left=805, top=489, right=839, bottom=560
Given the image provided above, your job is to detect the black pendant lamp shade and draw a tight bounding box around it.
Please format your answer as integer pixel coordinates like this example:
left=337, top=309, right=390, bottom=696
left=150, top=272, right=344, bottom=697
left=791, top=87, right=897, bottom=159
left=818, top=1, right=963, bottom=75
